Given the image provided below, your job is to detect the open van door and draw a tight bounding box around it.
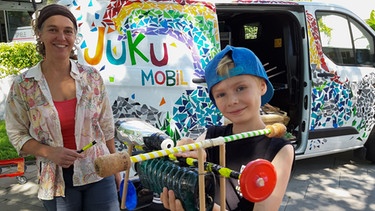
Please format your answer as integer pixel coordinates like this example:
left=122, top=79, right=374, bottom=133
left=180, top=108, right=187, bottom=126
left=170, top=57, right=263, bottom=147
left=214, top=2, right=310, bottom=158
left=213, top=1, right=375, bottom=160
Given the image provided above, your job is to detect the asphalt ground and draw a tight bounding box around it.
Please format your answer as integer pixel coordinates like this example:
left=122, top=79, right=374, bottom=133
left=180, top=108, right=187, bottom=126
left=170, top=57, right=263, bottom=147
left=1, top=150, right=375, bottom=211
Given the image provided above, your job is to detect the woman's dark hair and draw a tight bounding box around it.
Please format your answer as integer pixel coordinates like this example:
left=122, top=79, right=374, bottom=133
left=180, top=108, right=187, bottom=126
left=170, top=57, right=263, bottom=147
left=32, top=4, right=77, bottom=58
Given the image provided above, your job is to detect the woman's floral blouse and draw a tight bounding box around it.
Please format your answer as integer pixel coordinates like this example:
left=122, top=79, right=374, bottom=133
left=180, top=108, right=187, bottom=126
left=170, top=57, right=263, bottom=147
left=5, top=60, right=115, bottom=200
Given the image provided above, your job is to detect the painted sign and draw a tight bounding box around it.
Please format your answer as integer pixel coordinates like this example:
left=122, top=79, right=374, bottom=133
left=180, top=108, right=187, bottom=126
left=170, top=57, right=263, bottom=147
left=61, top=0, right=223, bottom=140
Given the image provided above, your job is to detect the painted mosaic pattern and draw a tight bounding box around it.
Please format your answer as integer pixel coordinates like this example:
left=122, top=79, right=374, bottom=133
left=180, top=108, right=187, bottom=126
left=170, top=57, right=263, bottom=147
left=233, top=0, right=298, bottom=4
left=65, top=0, right=222, bottom=142
left=172, top=86, right=223, bottom=139
left=111, top=87, right=222, bottom=141
left=306, top=10, right=375, bottom=150
left=110, top=0, right=220, bottom=78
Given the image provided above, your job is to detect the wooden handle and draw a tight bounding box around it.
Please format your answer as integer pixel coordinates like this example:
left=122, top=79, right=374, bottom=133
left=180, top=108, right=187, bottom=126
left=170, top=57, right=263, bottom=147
left=265, top=123, right=286, bottom=138
left=94, top=152, right=131, bottom=178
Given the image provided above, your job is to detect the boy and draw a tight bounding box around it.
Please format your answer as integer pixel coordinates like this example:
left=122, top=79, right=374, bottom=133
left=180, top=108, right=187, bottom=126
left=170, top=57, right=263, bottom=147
left=161, top=45, right=294, bottom=211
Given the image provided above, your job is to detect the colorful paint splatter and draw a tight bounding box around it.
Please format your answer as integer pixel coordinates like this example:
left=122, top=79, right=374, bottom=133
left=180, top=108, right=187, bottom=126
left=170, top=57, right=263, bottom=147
left=64, top=0, right=222, bottom=141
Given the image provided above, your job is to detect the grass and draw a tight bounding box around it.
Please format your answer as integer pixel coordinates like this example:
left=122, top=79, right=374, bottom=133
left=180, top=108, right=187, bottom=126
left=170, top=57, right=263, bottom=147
left=0, top=120, right=34, bottom=161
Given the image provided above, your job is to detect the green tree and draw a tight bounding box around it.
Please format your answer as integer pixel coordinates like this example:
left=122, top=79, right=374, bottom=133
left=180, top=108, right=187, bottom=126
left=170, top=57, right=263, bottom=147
left=0, top=42, right=42, bottom=78
left=366, top=10, right=375, bottom=31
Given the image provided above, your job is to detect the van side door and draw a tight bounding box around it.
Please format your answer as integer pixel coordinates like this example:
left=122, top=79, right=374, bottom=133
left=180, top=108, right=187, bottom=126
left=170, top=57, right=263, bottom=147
left=302, top=6, right=375, bottom=158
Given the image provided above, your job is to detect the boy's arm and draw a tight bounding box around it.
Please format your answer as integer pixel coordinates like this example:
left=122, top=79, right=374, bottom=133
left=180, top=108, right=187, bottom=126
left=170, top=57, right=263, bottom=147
left=253, top=144, right=294, bottom=211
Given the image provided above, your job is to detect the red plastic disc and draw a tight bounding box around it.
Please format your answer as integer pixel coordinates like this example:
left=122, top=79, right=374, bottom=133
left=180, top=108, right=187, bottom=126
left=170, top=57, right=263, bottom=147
left=239, top=159, right=277, bottom=202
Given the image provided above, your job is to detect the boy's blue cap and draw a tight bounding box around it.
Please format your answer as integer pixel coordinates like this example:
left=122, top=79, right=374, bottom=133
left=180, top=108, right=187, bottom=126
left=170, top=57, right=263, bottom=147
left=205, top=45, right=274, bottom=106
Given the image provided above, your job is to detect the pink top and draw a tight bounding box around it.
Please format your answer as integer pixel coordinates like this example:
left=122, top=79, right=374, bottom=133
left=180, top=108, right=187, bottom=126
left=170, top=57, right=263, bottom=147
left=54, top=98, right=77, bottom=150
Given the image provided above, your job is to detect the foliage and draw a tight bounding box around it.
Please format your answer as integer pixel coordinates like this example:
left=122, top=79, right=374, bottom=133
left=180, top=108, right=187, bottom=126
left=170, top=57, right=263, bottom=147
left=0, top=120, right=18, bottom=160
left=0, top=42, right=42, bottom=78
left=317, top=17, right=332, bottom=42
left=244, top=24, right=259, bottom=40
left=0, top=120, right=34, bottom=161
left=366, top=10, right=375, bottom=31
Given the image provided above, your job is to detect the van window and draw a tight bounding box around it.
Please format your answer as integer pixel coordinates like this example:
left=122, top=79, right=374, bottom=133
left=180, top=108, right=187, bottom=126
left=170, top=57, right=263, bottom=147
left=244, top=22, right=260, bottom=40
left=0, top=10, right=33, bottom=42
left=317, top=12, right=375, bottom=66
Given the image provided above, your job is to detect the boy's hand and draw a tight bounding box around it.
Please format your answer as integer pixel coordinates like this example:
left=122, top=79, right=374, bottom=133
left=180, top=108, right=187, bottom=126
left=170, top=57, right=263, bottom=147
left=174, top=137, right=206, bottom=160
left=160, top=187, right=185, bottom=211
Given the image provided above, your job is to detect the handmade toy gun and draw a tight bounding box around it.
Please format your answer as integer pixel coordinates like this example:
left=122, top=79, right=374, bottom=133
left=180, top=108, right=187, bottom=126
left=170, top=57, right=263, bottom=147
left=96, top=119, right=286, bottom=210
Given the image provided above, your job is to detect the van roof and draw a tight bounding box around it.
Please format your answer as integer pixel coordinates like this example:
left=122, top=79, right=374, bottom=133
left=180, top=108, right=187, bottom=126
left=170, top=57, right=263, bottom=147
left=205, top=0, right=348, bottom=9
left=206, top=0, right=356, bottom=18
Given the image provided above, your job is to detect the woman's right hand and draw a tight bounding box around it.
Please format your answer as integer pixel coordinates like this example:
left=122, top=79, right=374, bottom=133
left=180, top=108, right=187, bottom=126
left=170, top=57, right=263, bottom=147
left=160, top=187, right=185, bottom=211
left=47, top=146, right=84, bottom=168
left=22, top=139, right=84, bottom=168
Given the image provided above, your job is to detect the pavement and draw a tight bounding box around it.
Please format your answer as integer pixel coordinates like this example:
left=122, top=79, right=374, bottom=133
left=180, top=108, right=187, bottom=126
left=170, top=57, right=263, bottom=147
left=1, top=150, right=375, bottom=211
left=0, top=160, right=44, bottom=211
left=280, top=151, right=375, bottom=211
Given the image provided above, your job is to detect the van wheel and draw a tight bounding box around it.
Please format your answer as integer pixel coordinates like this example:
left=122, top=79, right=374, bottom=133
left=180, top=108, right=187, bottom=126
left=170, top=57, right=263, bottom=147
left=364, top=127, right=375, bottom=163
left=353, top=146, right=367, bottom=160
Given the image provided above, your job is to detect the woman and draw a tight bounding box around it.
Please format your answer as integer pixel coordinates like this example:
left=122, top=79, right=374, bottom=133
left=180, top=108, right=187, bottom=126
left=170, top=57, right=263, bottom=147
left=161, top=45, right=295, bottom=211
left=5, top=4, right=120, bottom=211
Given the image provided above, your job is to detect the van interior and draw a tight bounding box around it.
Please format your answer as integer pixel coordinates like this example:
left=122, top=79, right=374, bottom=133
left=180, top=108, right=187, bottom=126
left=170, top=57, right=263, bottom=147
left=216, top=8, right=305, bottom=146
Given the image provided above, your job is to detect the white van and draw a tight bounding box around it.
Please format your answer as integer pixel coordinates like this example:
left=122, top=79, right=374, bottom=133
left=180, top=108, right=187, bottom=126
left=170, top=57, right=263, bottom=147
left=59, top=0, right=375, bottom=161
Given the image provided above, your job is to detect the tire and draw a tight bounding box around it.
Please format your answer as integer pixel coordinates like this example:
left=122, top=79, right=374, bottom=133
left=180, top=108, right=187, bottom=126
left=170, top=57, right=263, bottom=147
left=364, top=127, right=375, bottom=163
left=16, top=176, right=27, bottom=184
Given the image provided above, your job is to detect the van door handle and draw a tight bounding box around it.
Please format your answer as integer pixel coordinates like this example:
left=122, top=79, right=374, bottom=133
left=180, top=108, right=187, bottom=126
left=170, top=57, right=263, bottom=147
left=192, top=78, right=206, bottom=83
left=317, top=72, right=335, bottom=78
